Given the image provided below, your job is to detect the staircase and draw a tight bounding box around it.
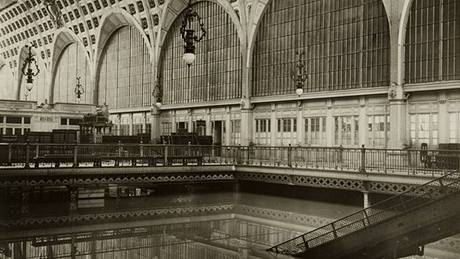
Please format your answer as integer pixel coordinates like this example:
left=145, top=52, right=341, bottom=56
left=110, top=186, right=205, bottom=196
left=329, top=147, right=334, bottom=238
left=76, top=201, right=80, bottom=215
left=267, top=171, right=460, bottom=259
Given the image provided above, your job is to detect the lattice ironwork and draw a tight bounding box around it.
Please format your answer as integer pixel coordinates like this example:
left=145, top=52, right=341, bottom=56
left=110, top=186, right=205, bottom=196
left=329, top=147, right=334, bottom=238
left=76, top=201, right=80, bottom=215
left=267, top=171, right=460, bottom=256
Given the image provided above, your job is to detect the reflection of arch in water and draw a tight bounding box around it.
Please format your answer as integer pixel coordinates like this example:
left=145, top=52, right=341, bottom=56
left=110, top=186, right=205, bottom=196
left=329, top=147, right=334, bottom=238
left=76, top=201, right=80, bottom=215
left=0, top=59, right=16, bottom=100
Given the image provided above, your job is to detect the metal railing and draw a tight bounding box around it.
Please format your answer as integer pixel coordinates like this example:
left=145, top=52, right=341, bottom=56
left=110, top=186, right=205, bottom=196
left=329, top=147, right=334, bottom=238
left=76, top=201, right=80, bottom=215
left=0, top=143, right=459, bottom=175
left=266, top=171, right=460, bottom=256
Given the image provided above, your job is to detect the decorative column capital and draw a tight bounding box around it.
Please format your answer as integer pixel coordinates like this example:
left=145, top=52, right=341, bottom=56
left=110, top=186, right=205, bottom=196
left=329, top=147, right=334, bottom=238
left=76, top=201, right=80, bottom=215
left=150, top=105, right=160, bottom=115
left=240, top=96, right=254, bottom=110
left=388, top=82, right=408, bottom=102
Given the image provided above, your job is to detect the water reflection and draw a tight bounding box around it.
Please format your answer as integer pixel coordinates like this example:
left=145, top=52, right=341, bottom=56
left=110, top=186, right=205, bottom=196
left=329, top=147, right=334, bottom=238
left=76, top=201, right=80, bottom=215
left=1, top=183, right=459, bottom=259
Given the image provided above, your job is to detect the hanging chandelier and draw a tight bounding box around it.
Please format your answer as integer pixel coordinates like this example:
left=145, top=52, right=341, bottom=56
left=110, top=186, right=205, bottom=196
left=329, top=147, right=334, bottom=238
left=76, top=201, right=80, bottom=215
left=290, top=50, right=308, bottom=96
left=179, top=0, right=206, bottom=66
left=21, top=45, right=40, bottom=99
left=44, top=0, right=64, bottom=28
left=74, top=76, right=85, bottom=103
left=153, top=77, right=162, bottom=109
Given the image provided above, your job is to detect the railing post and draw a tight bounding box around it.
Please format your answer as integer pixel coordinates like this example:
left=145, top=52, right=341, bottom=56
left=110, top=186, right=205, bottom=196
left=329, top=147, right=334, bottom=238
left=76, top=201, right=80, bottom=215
left=117, top=140, right=122, bottom=157
left=363, top=209, right=371, bottom=226
left=7, top=144, right=12, bottom=166
left=140, top=140, right=144, bottom=157
left=331, top=223, right=338, bottom=239
left=301, top=235, right=309, bottom=249
left=164, top=145, right=168, bottom=166
left=339, top=145, right=343, bottom=166
left=360, top=144, right=366, bottom=173
left=246, top=145, right=250, bottom=165
left=25, top=142, right=30, bottom=169
left=288, top=144, right=292, bottom=167
left=73, top=144, right=78, bottom=168
left=115, top=141, right=121, bottom=167
left=237, top=145, right=241, bottom=165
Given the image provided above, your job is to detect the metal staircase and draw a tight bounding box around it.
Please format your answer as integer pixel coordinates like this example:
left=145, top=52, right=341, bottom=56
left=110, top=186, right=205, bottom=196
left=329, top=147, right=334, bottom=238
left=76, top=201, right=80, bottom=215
left=267, top=171, right=460, bottom=259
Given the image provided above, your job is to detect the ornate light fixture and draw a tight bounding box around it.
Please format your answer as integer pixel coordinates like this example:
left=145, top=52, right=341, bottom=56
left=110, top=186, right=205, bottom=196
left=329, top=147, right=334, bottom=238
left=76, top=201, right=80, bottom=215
left=153, top=78, right=162, bottom=109
left=21, top=45, right=40, bottom=100
left=290, top=50, right=308, bottom=96
left=44, top=0, right=64, bottom=28
left=74, top=76, right=85, bottom=103
left=179, top=0, right=206, bottom=66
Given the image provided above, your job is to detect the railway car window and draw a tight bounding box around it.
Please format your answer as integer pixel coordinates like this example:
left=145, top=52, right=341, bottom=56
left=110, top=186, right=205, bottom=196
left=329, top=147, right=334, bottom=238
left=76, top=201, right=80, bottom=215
left=69, top=119, right=81, bottom=125
left=60, top=118, right=68, bottom=125
left=23, top=117, right=31, bottom=124
left=6, top=116, right=21, bottom=124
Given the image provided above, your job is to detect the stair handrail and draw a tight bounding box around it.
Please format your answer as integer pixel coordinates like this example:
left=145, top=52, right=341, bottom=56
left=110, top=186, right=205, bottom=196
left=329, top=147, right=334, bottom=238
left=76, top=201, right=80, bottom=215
left=267, top=170, right=460, bottom=255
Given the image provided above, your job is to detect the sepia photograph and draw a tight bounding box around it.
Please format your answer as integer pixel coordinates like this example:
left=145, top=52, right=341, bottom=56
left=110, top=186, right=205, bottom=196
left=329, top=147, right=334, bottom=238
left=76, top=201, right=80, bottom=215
left=0, top=0, right=460, bottom=258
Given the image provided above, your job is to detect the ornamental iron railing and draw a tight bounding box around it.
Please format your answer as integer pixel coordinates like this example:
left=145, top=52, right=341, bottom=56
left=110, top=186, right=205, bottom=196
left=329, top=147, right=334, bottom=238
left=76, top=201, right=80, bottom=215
left=266, top=170, right=460, bottom=256
left=0, top=144, right=458, bottom=176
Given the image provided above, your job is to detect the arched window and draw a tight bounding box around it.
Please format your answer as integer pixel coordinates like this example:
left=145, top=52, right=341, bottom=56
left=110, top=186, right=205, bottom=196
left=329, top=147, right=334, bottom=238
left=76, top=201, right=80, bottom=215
left=405, top=0, right=460, bottom=83
left=97, top=26, right=153, bottom=109
left=53, top=42, right=92, bottom=103
left=252, top=0, right=390, bottom=97
left=160, top=1, right=242, bottom=104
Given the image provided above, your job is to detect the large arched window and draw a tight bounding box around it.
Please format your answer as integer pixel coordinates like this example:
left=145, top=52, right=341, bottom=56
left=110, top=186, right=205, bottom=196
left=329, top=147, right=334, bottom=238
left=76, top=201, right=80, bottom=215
left=252, top=0, right=390, bottom=97
left=97, top=26, right=153, bottom=109
left=53, top=42, right=92, bottom=104
left=160, top=1, right=242, bottom=105
left=0, top=62, right=14, bottom=100
left=405, top=0, right=460, bottom=83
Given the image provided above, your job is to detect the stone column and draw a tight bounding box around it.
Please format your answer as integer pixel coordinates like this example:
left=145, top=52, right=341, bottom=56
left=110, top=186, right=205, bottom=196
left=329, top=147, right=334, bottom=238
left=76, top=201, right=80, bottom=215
left=225, top=108, right=231, bottom=145
left=326, top=99, right=334, bottom=146
left=187, top=109, right=193, bottom=133
left=206, top=108, right=212, bottom=136
left=384, top=0, right=410, bottom=148
left=388, top=83, right=407, bottom=149
left=150, top=106, right=161, bottom=143
left=270, top=104, right=277, bottom=146
left=438, top=92, right=448, bottom=143
left=117, top=114, right=121, bottom=135
left=359, top=97, right=367, bottom=146
left=297, top=101, right=304, bottom=145
left=240, top=100, right=253, bottom=146
left=128, top=113, right=133, bottom=136
left=171, top=110, right=177, bottom=133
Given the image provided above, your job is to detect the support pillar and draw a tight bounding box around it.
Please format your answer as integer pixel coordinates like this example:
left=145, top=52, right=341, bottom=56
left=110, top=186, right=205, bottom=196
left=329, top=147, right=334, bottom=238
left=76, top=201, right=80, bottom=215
left=150, top=107, right=161, bottom=143
left=297, top=101, right=304, bottom=145
left=171, top=110, right=177, bottom=133
left=12, top=242, right=25, bottom=259
left=225, top=108, right=231, bottom=145
left=206, top=108, right=212, bottom=136
left=438, top=92, right=448, bottom=143
left=359, top=97, right=367, bottom=146
left=388, top=87, right=407, bottom=149
left=128, top=113, right=133, bottom=136
left=188, top=109, right=193, bottom=133
left=384, top=0, right=411, bottom=149
left=233, top=182, right=240, bottom=204
left=326, top=99, right=334, bottom=146
left=240, top=101, right=253, bottom=146
left=270, top=104, right=277, bottom=146
left=363, top=191, right=370, bottom=208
